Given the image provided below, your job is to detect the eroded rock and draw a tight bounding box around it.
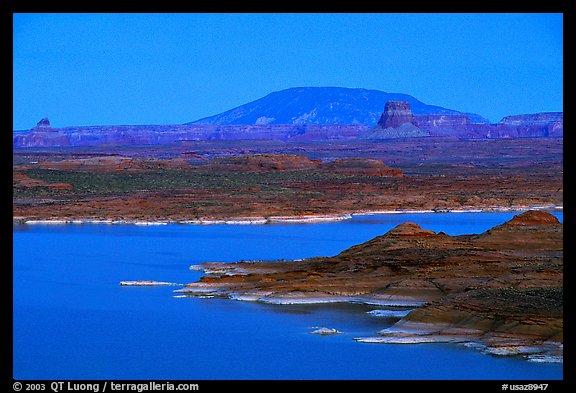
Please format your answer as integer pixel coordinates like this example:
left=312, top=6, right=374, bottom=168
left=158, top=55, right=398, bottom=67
left=179, top=211, right=563, bottom=361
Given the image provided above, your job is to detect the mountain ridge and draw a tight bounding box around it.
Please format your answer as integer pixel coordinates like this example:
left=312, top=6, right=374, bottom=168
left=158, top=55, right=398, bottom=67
left=188, top=86, right=490, bottom=126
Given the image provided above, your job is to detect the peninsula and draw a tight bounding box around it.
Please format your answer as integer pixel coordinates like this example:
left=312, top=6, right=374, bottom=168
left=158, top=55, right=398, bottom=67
left=178, top=210, right=563, bottom=362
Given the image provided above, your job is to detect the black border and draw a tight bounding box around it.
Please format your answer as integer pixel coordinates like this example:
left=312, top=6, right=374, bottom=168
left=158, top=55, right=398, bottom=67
left=5, top=1, right=572, bottom=390
left=2, top=0, right=570, bottom=13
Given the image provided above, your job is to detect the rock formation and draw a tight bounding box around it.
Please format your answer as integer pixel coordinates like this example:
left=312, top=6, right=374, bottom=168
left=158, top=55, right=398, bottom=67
left=33, top=156, right=192, bottom=173
left=12, top=123, right=369, bottom=148
left=177, top=210, right=563, bottom=361
left=489, top=112, right=563, bottom=138
left=310, top=327, right=343, bottom=335
left=414, top=114, right=472, bottom=136
left=379, top=101, right=416, bottom=128
left=500, top=112, right=563, bottom=128
left=32, top=118, right=52, bottom=130
left=322, top=158, right=403, bottom=177
left=414, top=112, right=563, bottom=139
left=207, top=154, right=322, bottom=172
left=361, top=101, right=429, bottom=139
left=13, top=107, right=563, bottom=148
left=204, top=155, right=404, bottom=177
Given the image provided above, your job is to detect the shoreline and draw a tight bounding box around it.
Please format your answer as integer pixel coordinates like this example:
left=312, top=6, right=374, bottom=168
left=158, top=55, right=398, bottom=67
left=173, top=287, right=430, bottom=307
left=171, top=285, right=563, bottom=364
left=12, top=204, right=563, bottom=226
left=168, top=210, right=564, bottom=364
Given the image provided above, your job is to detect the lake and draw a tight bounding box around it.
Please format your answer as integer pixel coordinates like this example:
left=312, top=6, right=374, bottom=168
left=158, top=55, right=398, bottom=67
left=12, top=211, right=563, bottom=380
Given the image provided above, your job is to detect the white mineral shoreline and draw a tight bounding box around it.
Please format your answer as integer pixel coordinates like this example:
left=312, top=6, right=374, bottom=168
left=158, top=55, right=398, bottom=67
left=174, top=286, right=430, bottom=307
left=12, top=204, right=563, bottom=226
left=120, top=280, right=183, bottom=286
left=173, top=285, right=564, bottom=363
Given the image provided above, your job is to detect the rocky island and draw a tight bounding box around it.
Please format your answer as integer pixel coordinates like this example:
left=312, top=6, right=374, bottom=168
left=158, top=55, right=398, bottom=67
left=177, top=210, right=563, bottom=362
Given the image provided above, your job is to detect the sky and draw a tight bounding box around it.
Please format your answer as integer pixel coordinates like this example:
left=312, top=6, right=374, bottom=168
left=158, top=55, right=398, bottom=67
left=13, top=13, right=563, bottom=129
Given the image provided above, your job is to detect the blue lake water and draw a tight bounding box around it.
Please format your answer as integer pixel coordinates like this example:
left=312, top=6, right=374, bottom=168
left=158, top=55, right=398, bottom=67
left=13, top=212, right=563, bottom=380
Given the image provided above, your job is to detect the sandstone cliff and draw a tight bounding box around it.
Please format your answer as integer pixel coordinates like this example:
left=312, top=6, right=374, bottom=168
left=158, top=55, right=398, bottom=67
left=360, top=101, right=429, bottom=139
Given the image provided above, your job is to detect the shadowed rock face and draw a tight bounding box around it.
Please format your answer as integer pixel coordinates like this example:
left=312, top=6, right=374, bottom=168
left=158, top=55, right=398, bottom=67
left=180, top=210, right=563, bottom=361
left=378, top=101, right=418, bottom=128
left=33, top=118, right=51, bottom=130
left=361, top=101, right=429, bottom=139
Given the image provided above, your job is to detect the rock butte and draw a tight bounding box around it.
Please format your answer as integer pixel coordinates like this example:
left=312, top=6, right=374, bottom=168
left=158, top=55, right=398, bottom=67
left=177, top=211, right=563, bottom=362
left=362, top=101, right=428, bottom=139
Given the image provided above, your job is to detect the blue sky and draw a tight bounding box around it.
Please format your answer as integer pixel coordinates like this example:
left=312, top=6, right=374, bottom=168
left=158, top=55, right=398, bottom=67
left=13, top=13, right=563, bottom=129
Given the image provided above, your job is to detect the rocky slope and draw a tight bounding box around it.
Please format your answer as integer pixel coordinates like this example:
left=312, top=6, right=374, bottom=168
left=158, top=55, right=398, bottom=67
left=189, top=87, right=488, bottom=125
left=178, top=210, right=563, bottom=361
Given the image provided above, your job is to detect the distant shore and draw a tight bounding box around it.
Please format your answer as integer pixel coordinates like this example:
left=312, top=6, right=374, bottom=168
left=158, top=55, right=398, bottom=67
left=12, top=204, right=563, bottom=226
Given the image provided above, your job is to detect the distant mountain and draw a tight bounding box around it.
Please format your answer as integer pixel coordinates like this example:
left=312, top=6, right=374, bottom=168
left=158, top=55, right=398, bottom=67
left=188, top=87, right=490, bottom=126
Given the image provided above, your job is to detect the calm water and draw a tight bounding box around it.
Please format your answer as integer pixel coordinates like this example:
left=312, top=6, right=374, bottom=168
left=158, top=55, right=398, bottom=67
left=13, top=212, right=563, bottom=380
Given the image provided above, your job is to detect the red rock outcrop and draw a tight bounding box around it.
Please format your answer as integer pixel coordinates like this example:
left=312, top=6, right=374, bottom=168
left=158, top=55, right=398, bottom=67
left=360, top=101, right=428, bottom=139
left=322, top=158, right=403, bottom=177
left=177, top=211, right=563, bottom=361
left=378, top=101, right=418, bottom=128
left=205, top=155, right=404, bottom=177
left=207, top=154, right=322, bottom=172
left=497, top=209, right=560, bottom=227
